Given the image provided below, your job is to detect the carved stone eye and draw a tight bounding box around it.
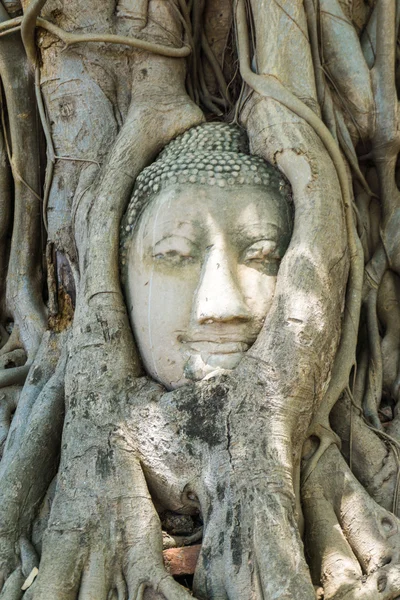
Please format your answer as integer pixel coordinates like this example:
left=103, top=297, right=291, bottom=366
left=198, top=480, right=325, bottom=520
left=153, top=250, right=195, bottom=265
left=243, top=239, right=280, bottom=263
left=152, top=236, right=199, bottom=266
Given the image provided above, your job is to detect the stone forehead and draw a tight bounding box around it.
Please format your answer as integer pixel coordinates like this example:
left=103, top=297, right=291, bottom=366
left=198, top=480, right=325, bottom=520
left=119, top=123, right=292, bottom=276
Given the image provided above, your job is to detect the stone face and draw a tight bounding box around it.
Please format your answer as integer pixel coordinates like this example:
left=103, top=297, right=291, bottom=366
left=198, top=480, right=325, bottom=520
left=163, top=544, right=202, bottom=576
left=126, top=183, right=292, bottom=390
left=120, top=122, right=293, bottom=390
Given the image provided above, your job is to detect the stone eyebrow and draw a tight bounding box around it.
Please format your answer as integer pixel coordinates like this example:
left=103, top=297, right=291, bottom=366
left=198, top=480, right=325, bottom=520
left=233, top=221, right=282, bottom=239
left=152, top=234, right=199, bottom=247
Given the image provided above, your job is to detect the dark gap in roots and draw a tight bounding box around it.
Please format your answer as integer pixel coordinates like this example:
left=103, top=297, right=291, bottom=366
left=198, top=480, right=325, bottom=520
left=379, top=392, right=395, bottom=424
left=174, top=574, right=194, bottom=591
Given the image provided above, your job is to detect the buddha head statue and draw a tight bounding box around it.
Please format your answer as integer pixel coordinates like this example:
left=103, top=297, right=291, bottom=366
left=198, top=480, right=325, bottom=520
left=120, top=123, right=293, bottom=390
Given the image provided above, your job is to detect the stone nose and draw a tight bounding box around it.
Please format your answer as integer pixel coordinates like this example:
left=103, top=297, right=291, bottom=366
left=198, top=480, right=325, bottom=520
left=195, top=247, right=251, bottom=324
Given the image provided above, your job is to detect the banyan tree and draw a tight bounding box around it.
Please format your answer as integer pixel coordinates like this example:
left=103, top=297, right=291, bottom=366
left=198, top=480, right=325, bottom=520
left=1, top=1, right=400, bottom=599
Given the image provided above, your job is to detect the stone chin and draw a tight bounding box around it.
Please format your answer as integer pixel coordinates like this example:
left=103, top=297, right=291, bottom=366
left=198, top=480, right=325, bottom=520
left=180, top=346, right=249, bottom=386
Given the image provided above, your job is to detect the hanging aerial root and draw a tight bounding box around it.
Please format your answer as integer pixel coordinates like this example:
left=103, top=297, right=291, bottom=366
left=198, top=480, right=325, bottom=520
left=33, top=63, right=59, bottom=233
left=201, top=33, right=231, bottom=105
left=0, top=121, right=11, bottom=321
left=363, top=287, right=383, bottom=429
left=235, top=0, right=363, bottom=475
left=0, top=16, right=192, bottom=57
left=319, top=0, right=374, bottom=140
left=303, top=0, right=337, bottom=139
left=357, top=0, right=400, bottom=433
left=21, top=0, right=47, bottom=68
left=0, top=5, right=46, bottom=362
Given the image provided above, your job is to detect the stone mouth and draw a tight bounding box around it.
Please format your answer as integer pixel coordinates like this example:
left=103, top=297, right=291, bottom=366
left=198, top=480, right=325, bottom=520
left=184, top=341, right=250, bottom=354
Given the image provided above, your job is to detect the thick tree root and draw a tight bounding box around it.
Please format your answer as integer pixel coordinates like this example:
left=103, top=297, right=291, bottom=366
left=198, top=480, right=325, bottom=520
left=0, top=334, right=67, bottom=591
left=0, top=366, right=29, bottom=389
left=31, top=442, right=196, bottom=600
left=303, top=444, right=400, bottom=599
left=2, top=331, right=62, bottom=458
left=0, top=566, right=24, bottom=600
left=330, top=394, right=400, bottom=513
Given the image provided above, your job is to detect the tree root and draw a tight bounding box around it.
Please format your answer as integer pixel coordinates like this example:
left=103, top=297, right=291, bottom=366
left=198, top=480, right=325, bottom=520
left=0, top=366, right=30, bottom=389
left=303, top=444, right=400, bottom=599
left=0, top=387, right=19, bottom=457
left=330, top=394, right=399, bottom=513
left=0, top=327, right=8, bottom=352
left=0, top=5, right=46, bottom=360
left=0, top=3, right=396, bottom=600
left=0, top=334, right=67, bottom=591
left=0, top=327, right=23, bottom=358
left=301, top=424, right=341, bottom=484
left=162, top=527, right=203, bottom=549
left=319, top=0, right=374, bottom=140
left=117, top=0, right=149, bottom=26
left=0, top=15, right=191, bottom=57
left=0, top=350, right=27, bottom=371
left=363, top=287, right=383, bottom=428
left=378, top=271, right=400, bottom=400
left=1, top=331, right=62, bottom=458
left=38, top=15, right=191, bottom=56
left=31, top=444, right=196, bottom=600
left=0, top=122, right=11, bottom=324
left=19, top=538, right=38, bottom=580
left=18, top=27, right=205, bottom=599
left=20, top=0, right=48, bottom=67
left=235, top=0, right=361, bottom=365
left=0, top=566, right=24, bottom=600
